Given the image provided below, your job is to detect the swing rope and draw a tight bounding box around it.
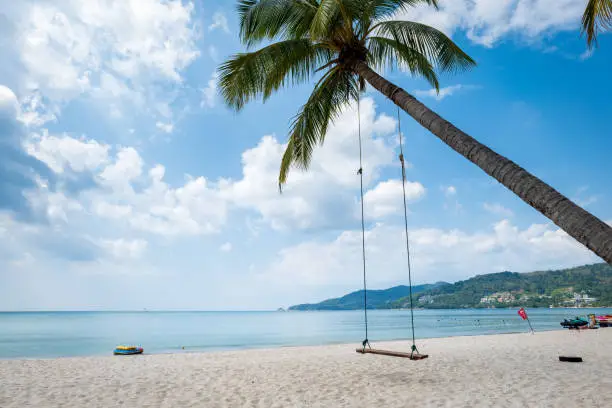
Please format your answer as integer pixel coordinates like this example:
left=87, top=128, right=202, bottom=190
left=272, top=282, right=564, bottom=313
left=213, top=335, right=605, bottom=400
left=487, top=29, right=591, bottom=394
left=356, top=95, right=423, bottom=358
left=357, top=95, right=371, bottom=352
left=397, top=106, right=419, bottom=357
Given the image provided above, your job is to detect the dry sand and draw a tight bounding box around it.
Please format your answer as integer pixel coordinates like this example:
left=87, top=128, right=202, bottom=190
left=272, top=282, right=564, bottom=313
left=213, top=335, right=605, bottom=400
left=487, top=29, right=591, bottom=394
left=1, top=329, right=611, bottom=407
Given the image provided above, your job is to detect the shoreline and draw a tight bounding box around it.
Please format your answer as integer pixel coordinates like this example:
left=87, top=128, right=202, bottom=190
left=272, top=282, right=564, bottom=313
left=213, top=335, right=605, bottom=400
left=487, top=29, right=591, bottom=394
left=2, top=329, right=610, bottom=407
left=1, top=327, right=569, bottom=362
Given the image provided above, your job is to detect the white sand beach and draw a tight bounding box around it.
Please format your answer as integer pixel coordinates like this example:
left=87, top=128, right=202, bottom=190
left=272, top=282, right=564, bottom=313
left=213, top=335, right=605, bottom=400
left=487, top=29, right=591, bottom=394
left=1, top=329, right=611, bottom=407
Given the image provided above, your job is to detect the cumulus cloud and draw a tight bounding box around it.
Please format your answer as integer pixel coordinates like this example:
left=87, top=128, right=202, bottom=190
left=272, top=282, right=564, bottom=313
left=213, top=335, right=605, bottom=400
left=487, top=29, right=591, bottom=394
left=363, top=179, right=425, bottom=219
left=208, top=11, right=229, bottom=33
left=14, top=96, right=402, bottom=240
left=25, top=131, right=110, bottom=174
left=397, top=0, right=587, bottom=48
left=4, top=0, right=200, bottom=122
left=220, top=97, right=398, bottom=230
left=27, top=133, right=229, bottom=237
left=220, top=242, right=232, bottom=252
left=0, top=85, right=56, bottom=220
left=260, top=219, right=602, bottom=289
left=98, top=238, right=148, bottom=260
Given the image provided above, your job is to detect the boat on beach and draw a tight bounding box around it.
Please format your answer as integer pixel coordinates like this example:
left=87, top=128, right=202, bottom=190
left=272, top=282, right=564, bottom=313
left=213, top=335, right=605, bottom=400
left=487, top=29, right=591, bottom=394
left=596, top=315, right=612, bottom=327
left=560, top=317, right=589, bottom=329
left=113, top=345, right=144, bottom=355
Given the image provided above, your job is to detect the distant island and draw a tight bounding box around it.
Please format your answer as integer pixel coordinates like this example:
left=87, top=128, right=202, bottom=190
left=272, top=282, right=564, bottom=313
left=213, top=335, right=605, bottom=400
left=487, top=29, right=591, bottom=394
left=288, top=263, right=612, bottom=310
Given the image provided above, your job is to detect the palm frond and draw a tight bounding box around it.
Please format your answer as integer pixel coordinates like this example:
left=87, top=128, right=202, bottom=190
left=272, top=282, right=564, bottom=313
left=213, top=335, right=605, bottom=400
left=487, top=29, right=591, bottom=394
left=351, top=0, right=438, bottom=39
left=370, top=0, right=438, bottom=20
left=279, top=68, right=359, bottom=189
left=238, top=0, right=318, bottom=47
left=218, top=39, right=333, bottom=111
left=372, top=20, right=475, bottom=72
left=582, top=0, right=612, bottom=48
left=309, top=0, right=354, bottom=41
left=368, top=36, right=439, bottom=90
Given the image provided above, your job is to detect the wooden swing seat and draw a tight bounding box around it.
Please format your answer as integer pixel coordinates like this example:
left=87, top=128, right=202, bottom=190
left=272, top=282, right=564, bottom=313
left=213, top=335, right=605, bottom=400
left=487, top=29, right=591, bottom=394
left=356, top=348, right=429, bottom=360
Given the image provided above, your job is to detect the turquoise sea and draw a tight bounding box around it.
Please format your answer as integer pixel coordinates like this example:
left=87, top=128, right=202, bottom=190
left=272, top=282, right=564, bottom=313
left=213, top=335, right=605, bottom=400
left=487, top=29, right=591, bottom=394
left=1, top=308, right=610, bottom=359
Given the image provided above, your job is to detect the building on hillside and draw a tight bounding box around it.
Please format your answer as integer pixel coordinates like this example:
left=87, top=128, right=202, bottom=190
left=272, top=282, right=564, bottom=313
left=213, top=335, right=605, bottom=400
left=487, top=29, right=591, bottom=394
left=418, top=295, right=434, bottom=305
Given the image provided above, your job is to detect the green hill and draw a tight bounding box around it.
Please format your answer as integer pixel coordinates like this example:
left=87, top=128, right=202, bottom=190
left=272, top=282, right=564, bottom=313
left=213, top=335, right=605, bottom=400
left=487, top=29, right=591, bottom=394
left=391, top=263, right=612, bottom=309
left=288, top=263, right=612, bottom=311
left=288, top=283, right=447, bottom=311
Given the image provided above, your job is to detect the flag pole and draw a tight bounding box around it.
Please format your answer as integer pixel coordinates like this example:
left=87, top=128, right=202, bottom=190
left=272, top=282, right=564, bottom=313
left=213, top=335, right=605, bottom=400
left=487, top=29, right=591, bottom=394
left=519, top=307, right=535, bottom=334
left=526, top=316, right=534, bottom=334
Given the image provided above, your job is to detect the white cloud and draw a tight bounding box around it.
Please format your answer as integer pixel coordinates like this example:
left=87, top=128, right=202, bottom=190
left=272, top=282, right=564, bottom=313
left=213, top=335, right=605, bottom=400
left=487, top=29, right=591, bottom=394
left=363, top=179, right=425, bottom=219
left=220, top=242, right=232, bottom=253
left=98, top=238, right=148, bottom=259
left=208, top=11, right=229, bottom=33
left=0, top=85, right=19, bottom=117
left=414, top=84, right=476, bottom=101
left=7, top=0, right=200, bottom=123
left=99, top=147, right=143, bottom=188
left=92, top=201, right=132, bottom=219
left=127, top=168, right=228, bottom=236
left=27, top=188, right=84, bottom=223
left=260, top=220, right=601, bottom=288
left=220, top=97, right=397, bottom=230
left=17, top=92, right=57, bottom=127
left=201, top=72, right=219, bottom=108
left=483, top=202, right=514, bottom=218
left=26, top=133, right=228, bottom=238
left=156, top=121, right=174, bottom=134
left=25, top=131, right=110, bottom=174
left=20, top=97, right=402, bottom=239
left=397, top=0, right=587, bottom=48
left=443, top=185, right=457, bottom=197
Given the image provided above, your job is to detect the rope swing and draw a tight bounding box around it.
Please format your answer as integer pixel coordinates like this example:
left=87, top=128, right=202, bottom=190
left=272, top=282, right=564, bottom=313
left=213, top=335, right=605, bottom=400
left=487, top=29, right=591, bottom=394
left=397, top=106, right=422, bottom=359
left=355, top=94, right=428, bottom=360
left=357, top=96, right=371, bottom=352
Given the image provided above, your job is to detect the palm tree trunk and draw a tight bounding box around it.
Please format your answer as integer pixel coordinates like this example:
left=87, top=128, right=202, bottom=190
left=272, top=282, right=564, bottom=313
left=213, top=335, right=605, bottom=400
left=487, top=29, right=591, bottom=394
left=352, top=60, right=612, bottom=265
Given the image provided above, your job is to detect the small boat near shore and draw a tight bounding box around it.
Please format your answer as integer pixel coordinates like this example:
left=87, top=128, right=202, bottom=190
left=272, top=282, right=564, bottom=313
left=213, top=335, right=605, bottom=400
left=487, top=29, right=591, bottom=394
left=113, top=345, right=144, bottom=355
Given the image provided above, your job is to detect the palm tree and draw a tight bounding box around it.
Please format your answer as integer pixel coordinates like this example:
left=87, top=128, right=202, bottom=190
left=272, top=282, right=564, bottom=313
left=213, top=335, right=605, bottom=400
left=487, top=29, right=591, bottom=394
left=219, top=0, right=612, bottom=264
left=582, top=0, right=612, bottom=48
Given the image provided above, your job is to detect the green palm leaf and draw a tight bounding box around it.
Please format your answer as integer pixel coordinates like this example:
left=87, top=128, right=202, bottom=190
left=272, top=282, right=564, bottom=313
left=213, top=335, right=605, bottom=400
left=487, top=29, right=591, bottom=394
left=367, top=0, right=438, bottom=20
left=367, top=36, right=439, bottom=90
left=372, top=20, right=475, bottom=72
left=353, top=0, right=438, bottom=38
left=218, top=39, right=332, bottom=111
left=238, top=0, right=318, bottom=47
left=582, top=0, right=612, bottom=48
left=279, top=68, right=359, bottom=189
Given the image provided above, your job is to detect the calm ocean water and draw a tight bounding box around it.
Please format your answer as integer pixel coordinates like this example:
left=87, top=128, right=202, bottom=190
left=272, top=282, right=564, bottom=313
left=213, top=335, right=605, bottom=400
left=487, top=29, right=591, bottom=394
left=1, top=308, right=611, bottom=359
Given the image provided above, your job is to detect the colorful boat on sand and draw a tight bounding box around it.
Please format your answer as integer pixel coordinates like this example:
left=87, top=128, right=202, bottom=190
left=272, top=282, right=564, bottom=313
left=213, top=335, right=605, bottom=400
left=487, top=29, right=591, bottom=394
left=596, top=315, right=612, bottom=327
left=113, top=345, right=144, bottom=355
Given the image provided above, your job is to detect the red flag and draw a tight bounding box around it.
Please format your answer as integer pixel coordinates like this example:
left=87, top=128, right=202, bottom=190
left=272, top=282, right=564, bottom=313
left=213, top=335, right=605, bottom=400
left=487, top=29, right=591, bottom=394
left=518, top=308, right=528, bottom=320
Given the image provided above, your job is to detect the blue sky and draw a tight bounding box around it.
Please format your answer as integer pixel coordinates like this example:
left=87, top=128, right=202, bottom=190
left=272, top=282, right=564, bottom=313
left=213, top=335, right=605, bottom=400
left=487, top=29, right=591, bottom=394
left=0, top=0, right=610, bottom=311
